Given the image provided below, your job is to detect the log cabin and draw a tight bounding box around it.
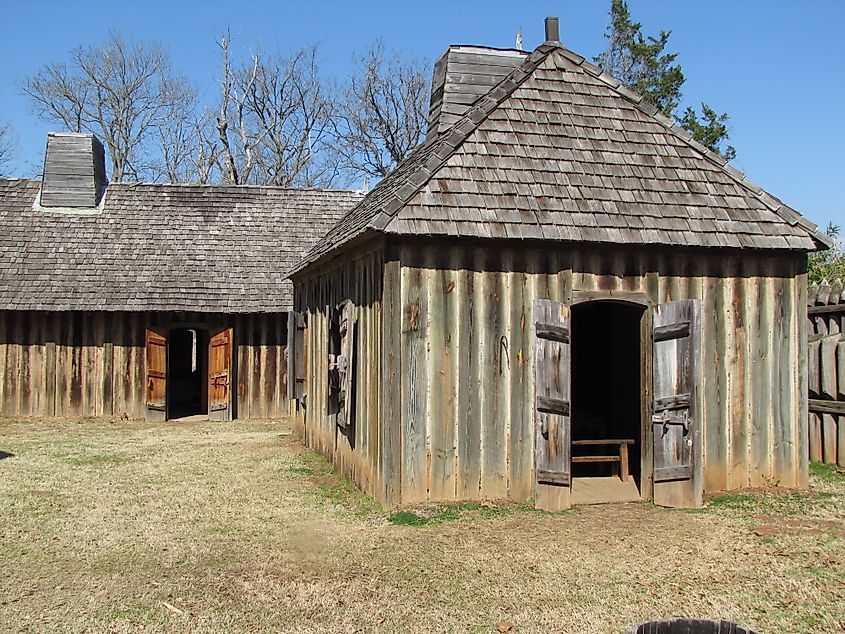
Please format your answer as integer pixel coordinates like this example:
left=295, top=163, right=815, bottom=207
left=0, top=132, right=362, bottom=421
left=287, top=19, right=831, bottom=510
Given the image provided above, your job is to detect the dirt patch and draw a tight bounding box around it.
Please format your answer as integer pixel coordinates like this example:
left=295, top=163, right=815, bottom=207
left=754, top=514, right=845, bottom=538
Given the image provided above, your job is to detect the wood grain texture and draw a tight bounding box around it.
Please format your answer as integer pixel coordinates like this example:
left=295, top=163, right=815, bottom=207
left=401, top=261, right=429, bottom=503
left=290, top=243, right=386, bottom=503
left=145, top=328, right=167, bottom=422
left=652, top=299, right=703, bottom=508
left=533, top=299, right=572, bottom=495
left=804, top=279, right=844, bottom=473
left=0, top=311, right=287, bottom=420
left=381, top=256, right=401, bottom=507
left=292, top=241, right=808, bottom=508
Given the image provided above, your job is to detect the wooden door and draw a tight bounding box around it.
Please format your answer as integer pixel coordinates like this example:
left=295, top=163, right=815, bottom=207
left=337, top=301, right=355, bottom=429
left=652, top=299, right=702, bottom=508
left=209, top=327, right=234, bottom=421
left=534, top=299, right=572, bottom=491
left=145, top=328, right=167, bottom=422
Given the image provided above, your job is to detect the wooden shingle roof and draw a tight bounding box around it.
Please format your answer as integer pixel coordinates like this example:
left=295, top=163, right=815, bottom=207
left=292, top=44, right=828, bottom=275
left=0, top=179, right=361, bottom=312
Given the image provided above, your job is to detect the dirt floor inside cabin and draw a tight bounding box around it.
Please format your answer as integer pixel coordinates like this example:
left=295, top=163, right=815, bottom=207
left=0, top=418, right=843, bottom=633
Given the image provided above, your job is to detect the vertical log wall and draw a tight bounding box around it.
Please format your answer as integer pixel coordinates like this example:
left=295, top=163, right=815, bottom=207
left=0, top=311, right=288, bottom=419
left=292, top=245, right=385, bottom=499
left=388, top=241, right=806, bottom=507
left=807, top=280, right=845, bottom=467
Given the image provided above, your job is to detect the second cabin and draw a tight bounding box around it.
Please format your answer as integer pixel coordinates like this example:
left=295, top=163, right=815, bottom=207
left=288, top=22, right=829, bottom=511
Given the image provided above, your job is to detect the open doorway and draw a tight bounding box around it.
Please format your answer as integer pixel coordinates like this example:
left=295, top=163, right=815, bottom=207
left=570, top=301, right=644, bottom=504
left=168, top=328, right=209, bottom=419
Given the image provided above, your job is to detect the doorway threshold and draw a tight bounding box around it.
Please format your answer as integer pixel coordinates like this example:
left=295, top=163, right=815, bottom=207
left=572, top=476, right=641, bottom=505
left=168, top=414, right=209, bottom=423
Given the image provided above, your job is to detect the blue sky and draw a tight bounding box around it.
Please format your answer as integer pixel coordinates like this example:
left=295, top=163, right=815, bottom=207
left=1, top=0, right=843, bottom=231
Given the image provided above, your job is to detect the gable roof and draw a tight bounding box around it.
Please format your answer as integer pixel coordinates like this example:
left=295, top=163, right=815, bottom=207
left=291, top=44, right=829, bottom=276
left=0, top=179, right=361, bottom=313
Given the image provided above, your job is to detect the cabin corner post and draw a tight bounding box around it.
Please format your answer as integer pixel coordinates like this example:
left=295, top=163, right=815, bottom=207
left=398, top=251, right=430, bottom=505
left=797, top=268, right=809, bottom=488
left=380, top=255, right=403, bottom=508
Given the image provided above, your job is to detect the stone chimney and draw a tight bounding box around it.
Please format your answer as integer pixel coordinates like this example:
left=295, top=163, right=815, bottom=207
left=426, top=46, right=527, bottom=140
left=40, top=133, right=107, bottom=208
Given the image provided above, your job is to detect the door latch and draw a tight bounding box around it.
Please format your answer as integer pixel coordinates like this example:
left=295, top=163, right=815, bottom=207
left=652, top=409, right=690, bottom=435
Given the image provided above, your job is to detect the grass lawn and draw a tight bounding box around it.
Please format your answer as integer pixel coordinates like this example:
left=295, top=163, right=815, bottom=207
left=0, top=418, right=843, bottom=633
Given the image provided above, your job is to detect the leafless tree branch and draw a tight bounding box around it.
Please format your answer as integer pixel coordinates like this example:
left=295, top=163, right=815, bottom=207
left=0, top=122, right=19, bottom=176
left=23, top=31, right=196, bottom=182
left=333, top=41, right=430, bottom=179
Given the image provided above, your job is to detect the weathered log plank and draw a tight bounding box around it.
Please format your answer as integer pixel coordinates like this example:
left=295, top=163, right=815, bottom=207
left=821, top=335, right=840, bottom=399
left=381, top=257, right=402, bottom=507
left=809, top=412, right=823, bottom=462
left=809, top=399, right=845, bottom=415
left=822, top=413, right=838, bottom=464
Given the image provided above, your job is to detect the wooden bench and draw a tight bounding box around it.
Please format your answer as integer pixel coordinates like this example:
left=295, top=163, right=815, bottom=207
left=572, top=439, right=635, bottom=481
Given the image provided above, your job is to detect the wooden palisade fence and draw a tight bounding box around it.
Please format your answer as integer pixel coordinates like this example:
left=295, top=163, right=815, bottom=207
left=807, top=279, right=845, bottom=467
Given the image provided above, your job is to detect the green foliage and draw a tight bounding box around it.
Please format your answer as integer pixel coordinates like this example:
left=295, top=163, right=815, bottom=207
left=65, top=452, right=132, bottom=467
left=705, top=488, right=839, bottom=517
left=677, top=103, right=737, bottom=161
left=388, top=510, right=429, bottom=527
left=809, top=460, right=845, bottom=483
left=595, top=0, right=684, bottom=117
left=387, top=506, right=460, bottom=527
left=707, top=493, right=758, bottom=508
left=808, top=223, right=845, bottom=283
left=388, top=502, right=523, bottom=527
left=595, top=0, right=735, bottom=159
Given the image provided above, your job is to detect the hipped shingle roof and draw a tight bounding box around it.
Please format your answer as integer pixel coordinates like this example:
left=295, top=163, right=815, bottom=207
left=291, top=44, right=828, bottom=276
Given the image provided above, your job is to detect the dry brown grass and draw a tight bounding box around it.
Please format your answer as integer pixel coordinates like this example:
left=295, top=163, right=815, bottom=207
left=0, top=418, right=843, bottom=633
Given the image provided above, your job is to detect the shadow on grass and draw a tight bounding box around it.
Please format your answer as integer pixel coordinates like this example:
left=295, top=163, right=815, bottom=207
left=0, top=450, right=13, bottom=460
left=290, top=448, right=580, bottom=527
left=388, top=501, right=578, bottom=528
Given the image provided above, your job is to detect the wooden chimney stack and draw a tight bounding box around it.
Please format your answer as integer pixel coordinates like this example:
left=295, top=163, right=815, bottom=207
left=40, top=133, right=107, bottom=208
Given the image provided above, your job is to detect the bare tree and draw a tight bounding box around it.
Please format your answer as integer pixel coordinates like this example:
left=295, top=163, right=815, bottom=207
left=216, top=34, right=253, bottom=185
left=153, top=99, right=220, bottom=184
left=215, top=37, right=339, bottom=187
left=334, top=41, right=430, bottom=180
left=245, top=47, right=338, bottom=187
left=0, top=122, right=18, bottom=177
left=24, top=32, right=196, bottom=181
left=192, top=110, right=222, bottom=185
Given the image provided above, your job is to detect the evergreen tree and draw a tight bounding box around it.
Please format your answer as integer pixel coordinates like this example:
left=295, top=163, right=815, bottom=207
left=595, top=0, right=736, bottom=160
left=809, top=223, right=845, bottom=283
left=595, top=0, right=683, bottom=117
left=677, top=104, right=736, bottom=161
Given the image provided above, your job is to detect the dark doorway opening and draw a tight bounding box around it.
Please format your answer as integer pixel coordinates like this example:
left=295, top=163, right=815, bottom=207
left=571, top=301, right=644, bottom=499
left=168, top=328, right=208, bottom=419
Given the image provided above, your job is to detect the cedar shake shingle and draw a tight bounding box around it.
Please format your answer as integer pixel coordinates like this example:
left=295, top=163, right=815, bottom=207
left=0, top=180, right=361, bottom=312
left=291, top=44, right=828, bottom=277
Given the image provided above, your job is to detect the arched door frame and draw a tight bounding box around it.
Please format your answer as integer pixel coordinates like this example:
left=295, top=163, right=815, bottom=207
left=569, top=290, right=654, bottom=502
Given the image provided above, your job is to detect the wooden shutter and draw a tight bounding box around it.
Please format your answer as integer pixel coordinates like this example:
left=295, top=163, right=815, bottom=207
left=209, top=327, right=234, bottom=421
left=145, top=328, right=167, bottom=422
left=534, top=299, right=572, bottom=486
left=652, top=299, right=702, bottom=508
left=337, top=301, right=356, bottom=429
left=287, top=311, right=307, bottom=402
